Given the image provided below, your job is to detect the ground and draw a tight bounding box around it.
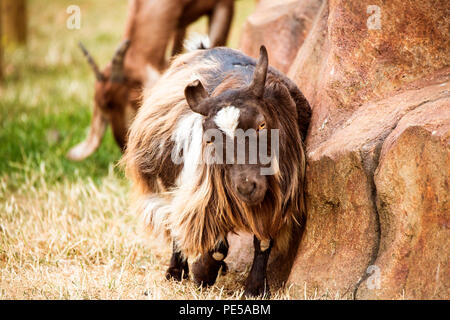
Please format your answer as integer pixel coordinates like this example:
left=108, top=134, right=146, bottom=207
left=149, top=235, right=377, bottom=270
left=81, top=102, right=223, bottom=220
left=0, top=0, right=309, bottom=300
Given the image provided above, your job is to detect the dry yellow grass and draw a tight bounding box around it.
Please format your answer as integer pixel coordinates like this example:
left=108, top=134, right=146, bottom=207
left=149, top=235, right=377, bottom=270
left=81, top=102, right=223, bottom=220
left=0, top=166, right=302, bottom=299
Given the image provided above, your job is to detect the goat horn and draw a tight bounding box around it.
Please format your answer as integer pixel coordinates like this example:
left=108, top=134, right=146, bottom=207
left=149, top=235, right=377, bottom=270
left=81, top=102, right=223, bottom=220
left=250, top=45, right=269, bottom=98
left=78, top=42, right=105, bottom=81
left=66, top=105, right=108, bottom=161
left=110, top=39, right=131, bottom=82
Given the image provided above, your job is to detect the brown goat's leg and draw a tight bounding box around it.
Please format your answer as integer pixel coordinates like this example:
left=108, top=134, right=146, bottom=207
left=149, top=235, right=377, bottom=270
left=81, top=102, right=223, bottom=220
left=244, top=236, right=273, bottom=298
left=192, top=238, right=229, bottom=287
left=171, top=27, right=186, bottom=56
left=165, top=241, right=189, bottom=281
left=208, top=0, right=234, bottom=47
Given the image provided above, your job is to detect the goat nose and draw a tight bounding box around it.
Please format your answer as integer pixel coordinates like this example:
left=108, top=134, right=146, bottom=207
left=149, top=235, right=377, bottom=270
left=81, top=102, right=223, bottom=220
left=237, top=178, right=256, bottom=197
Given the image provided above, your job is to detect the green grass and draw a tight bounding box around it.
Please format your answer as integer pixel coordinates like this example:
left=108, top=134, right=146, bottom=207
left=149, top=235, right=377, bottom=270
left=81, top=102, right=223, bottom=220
left=1, top=0, right=128, bottom=190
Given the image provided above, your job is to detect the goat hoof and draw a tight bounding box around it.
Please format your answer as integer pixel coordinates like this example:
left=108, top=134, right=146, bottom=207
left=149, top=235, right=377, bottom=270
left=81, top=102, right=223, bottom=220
left=165, top=266, right=189, bottom=281
left=243, top=281, right=271, bottom=299
left=192, top=269, right=219, bottom=287
left=192, top=254, right=223, bottom=287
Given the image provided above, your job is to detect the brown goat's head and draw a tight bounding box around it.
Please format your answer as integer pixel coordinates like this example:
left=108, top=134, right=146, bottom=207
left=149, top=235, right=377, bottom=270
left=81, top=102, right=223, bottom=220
left=67, top=40, right=138, bottom=161
left=184, top=46, right=281, bottom=206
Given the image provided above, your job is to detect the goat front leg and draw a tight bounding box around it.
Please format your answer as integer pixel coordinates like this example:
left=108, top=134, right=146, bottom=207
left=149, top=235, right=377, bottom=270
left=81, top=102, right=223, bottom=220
left=244, top=236, right=272, bottom=298
left=192, top=238, right=229, bottom=287
left=208, top=0, right=234, bottom=47
left=171, top=27, right=186, bottom=56
left=165, top=241, right=189, bottom=281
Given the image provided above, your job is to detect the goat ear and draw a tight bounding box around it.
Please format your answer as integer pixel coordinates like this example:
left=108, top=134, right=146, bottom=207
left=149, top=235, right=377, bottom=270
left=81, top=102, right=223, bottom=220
left=185, top=80, right=210, bottom=116
left=249, top=45, right=269, bottom=98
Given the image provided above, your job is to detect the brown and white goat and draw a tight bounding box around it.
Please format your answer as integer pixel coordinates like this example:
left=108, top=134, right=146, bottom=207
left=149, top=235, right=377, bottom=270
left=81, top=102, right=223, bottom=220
left=123, top=46, right=311, bottom=297
left=67, top=0, right=235, bottom=160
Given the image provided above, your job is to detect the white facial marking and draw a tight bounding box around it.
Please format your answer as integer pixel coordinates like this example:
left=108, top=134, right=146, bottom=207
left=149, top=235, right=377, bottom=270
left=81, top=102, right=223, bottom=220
left=214, top=106, right=240, bottom=138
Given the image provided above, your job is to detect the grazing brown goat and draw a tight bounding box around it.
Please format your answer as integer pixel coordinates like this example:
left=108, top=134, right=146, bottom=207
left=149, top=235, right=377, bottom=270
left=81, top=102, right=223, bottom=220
left=67, top=0, right=235, bottom=160
left=123, top=45, right=311, bottom=297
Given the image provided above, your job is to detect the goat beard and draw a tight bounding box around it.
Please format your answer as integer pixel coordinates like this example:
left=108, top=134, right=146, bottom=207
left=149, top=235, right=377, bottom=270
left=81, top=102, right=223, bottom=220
left=169, top=165, right=284, bottom=258
left=224, top=171, right=284, bottom=238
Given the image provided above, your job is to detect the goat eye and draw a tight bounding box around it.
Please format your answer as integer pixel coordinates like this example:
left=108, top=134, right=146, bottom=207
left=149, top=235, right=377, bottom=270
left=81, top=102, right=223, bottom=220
left=257, top=122, right=266, bottom=131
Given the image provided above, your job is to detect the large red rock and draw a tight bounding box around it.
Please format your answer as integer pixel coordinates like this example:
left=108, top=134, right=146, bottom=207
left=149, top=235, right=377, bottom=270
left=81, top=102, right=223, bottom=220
left=289, top=0, right=449, bottom=151
left=288, top=76, right=449, bottom=298
left=356, top=99, right=450, bottom=299
left=239, top=0, right=323, bottom=74
left=285, top=0, right=449, bottom=299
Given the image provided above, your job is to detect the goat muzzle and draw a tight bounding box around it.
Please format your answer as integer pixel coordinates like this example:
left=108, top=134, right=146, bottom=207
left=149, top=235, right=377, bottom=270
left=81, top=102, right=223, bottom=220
left=66, top=105, right=108, bottom=161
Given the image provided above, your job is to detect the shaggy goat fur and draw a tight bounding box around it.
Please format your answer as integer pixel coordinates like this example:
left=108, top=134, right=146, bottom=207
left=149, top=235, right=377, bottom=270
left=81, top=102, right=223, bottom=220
left=123, top=47, right=310, bottom=258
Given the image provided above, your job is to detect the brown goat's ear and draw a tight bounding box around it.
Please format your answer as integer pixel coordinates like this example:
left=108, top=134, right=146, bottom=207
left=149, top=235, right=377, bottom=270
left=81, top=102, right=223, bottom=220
left=185, top=80, right=210, bottom=116
left=249, top=45, right=269, bottom=98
